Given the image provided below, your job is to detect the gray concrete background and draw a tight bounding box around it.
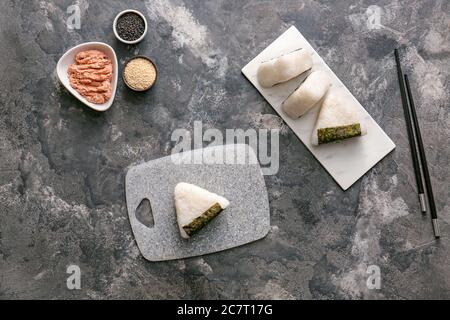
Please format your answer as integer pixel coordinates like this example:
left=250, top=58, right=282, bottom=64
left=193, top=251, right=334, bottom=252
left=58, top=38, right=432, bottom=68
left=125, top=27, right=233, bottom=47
left=0, top=0, right=449, bottom=299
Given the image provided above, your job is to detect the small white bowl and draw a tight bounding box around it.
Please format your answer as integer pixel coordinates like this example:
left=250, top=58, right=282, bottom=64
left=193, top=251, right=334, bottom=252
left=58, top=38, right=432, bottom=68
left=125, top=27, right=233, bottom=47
left=113, top=9, right=148, bottom=44
left=56, top=42, right=118, bottom=112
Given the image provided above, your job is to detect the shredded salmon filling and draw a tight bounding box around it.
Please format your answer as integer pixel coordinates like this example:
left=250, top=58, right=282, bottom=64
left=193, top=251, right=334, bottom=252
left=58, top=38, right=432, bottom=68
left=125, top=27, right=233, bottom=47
left=68, top=50, right=113, bottom=104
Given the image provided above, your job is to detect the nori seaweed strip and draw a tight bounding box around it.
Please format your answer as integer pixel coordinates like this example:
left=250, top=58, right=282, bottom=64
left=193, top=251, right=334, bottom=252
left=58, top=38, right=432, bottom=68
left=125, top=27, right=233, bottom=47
left=183, top=203, right=223, bottom=237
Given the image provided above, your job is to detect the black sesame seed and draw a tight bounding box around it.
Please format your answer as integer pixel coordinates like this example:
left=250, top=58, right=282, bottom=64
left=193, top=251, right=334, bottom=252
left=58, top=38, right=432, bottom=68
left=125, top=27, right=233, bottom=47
left=116, top=12, right=145, bottom=42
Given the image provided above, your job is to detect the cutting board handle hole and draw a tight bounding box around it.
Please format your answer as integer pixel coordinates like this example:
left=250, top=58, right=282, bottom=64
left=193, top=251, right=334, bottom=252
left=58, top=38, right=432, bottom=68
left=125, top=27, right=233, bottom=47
left=135, top=198, right=154, bottom=228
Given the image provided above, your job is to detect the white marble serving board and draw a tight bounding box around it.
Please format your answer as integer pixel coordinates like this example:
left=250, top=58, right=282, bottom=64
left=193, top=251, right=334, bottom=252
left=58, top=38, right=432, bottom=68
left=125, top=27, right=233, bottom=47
left=242, top=26, right=395, bottom=190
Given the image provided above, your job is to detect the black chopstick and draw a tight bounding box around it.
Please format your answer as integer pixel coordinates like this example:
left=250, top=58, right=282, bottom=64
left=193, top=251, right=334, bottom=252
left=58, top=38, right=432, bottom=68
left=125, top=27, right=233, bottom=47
left=404, top=74, right=440, bottom=239
left=393, top=49, right=427, bottom=213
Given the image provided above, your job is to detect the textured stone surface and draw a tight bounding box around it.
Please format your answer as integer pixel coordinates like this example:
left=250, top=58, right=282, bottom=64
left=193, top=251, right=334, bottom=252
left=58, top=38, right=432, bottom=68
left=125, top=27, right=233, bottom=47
left=0, top=0, right=449, bottom=299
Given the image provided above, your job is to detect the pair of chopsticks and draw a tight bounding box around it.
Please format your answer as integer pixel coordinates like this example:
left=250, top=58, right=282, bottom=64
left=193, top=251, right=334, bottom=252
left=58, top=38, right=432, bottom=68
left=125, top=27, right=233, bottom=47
left=394, top=49, right=440, bottom=239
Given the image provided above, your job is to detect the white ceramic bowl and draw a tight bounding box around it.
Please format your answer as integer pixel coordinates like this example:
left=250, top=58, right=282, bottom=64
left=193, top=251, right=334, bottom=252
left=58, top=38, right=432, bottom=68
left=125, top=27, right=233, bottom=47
left=56, top=42, right=118, bottom=112
left=113, top=9, right=148, bottom=44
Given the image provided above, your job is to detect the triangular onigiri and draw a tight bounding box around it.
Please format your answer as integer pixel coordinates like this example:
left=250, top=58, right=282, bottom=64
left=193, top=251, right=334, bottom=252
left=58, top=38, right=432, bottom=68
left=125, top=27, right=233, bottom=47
left=174, top=182, right=229, bottom=239
left=311, top=91, right=367, bottom=145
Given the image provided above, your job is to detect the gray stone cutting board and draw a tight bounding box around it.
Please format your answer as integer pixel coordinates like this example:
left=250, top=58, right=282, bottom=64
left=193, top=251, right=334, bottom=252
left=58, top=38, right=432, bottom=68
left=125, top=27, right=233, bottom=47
left=125, top=144, right=270, bottom=261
